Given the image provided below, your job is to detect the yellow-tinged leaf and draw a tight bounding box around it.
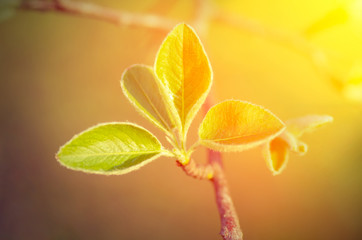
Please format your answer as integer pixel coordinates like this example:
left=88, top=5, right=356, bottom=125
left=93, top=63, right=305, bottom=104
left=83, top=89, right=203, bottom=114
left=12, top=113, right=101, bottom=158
left=265, top=137, right=289, bottom=175
left=264, top=131, right=308, bottom=175
left=121, top=64, right=175, bottom=133
left=286, top=115, right=333, bottom=138
left=198, top=100, right=285, bottom=152
left=154, top=23, right=213, bottom=139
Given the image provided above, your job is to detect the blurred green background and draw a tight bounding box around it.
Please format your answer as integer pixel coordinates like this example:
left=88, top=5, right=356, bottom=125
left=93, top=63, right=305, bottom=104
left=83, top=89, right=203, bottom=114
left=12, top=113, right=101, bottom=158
left=1, top=0, right=361, bottom=239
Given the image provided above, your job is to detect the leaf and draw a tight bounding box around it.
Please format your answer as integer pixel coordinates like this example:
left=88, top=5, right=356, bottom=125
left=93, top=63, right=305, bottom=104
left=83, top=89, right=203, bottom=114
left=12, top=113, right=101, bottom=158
left=264, top=131, right=307, bottom=175
left=121, top=64, right=175, bottom=133
left=198, top=100, right=285, bottom=152
left=57, top=122, right=164, bottom=175
left=154, top=23, right=213, bottom=139
left=286, top=115, right=333, bottom=138
left=265, top=137, right=289, bottom=175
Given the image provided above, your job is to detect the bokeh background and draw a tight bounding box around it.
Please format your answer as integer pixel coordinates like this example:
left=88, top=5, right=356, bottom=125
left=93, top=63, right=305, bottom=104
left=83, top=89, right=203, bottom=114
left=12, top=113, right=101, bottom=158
left=1, top=0, right=362, bottom=239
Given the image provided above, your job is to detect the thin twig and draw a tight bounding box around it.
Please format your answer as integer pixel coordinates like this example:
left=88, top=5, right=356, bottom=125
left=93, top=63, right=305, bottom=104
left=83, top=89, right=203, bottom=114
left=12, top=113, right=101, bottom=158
left=19, top=0, right=177, bottom=32
left=211, top=158, right=243, bottom=240
left=17, top=0, right=335, bottom=87
left=212, top=8, right=338, bottom=89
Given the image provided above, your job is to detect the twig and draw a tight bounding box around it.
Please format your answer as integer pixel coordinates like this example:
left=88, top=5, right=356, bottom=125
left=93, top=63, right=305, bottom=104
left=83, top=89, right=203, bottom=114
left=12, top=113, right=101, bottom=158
left=211, top=156, right=243, bottom=240
left=17, top=0, right=335, bottom=87
left=212, top=8, right=340, bottom=90
left=213, top=9, right=325, bottom=65
left=19, top=0, right=177, bottom=32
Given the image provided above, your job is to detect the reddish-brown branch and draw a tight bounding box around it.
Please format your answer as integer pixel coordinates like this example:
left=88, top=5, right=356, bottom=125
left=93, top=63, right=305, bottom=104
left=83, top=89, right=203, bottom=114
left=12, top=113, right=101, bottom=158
left=211, top=157, right=243, bottom=240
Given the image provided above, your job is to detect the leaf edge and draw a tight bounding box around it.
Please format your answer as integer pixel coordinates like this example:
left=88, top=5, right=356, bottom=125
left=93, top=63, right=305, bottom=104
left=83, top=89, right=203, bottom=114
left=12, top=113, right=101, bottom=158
left=56, top=122, right=165, bottom=175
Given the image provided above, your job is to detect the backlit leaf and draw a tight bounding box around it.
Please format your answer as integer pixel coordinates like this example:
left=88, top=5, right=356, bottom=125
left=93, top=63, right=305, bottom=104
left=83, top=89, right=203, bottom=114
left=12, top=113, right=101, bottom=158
left=198, top=100, right=285, bottom=152
left=57, top=123, right=163, bottom=175
left=265, top=137, right=289, bottom=175
left=264, top=131, right=307, bottom=175
left=121, top=64, right=175, bottom=133
left=286, top=115, right=333, bottom=138
left=154, top=23, right=213, bottom=139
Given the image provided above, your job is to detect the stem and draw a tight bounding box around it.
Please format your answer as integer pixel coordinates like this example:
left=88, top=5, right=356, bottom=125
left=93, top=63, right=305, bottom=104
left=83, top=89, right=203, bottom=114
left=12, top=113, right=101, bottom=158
left=209, top=151, right=243, bottom=240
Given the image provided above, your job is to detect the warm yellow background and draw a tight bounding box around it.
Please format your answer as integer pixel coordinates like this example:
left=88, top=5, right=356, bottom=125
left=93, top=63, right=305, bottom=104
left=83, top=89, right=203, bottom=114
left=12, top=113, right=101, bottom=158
left=1, top=0, right=361, bottom=239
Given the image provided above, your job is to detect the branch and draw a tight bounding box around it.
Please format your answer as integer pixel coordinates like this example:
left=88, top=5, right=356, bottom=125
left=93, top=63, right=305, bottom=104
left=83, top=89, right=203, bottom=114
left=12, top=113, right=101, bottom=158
left=17, top=0, right=334, bottom=87
left=19, top=0, right=177, bottom=32
left=212, top=8, right=337, bottom=89
left=211, top=157, right=243, bottom=240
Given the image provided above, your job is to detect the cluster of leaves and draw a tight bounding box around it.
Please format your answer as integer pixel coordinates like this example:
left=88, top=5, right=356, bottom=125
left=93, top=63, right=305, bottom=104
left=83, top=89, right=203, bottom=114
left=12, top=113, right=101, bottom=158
left=57, top=23, right=332, bottom=176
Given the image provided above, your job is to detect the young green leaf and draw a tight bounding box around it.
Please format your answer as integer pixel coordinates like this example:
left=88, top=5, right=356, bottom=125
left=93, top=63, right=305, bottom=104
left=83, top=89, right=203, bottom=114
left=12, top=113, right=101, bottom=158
left=154, top=23, right=213, bottom=139
left=121, top=64, right=175, bottom=133
left=198, top=100, right=285, bottom=152
left=57, top=123, right=164, bottom=175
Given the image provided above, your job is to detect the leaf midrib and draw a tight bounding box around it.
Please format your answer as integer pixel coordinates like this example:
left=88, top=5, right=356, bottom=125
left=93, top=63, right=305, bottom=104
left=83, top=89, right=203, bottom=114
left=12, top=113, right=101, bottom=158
left=204, top=131, right=278, bottom=142
left=129, top=70, right=172, bottom=132
left=60, top=150, right=161, bottom=158
left=181, top=25, right=186, bottom=128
